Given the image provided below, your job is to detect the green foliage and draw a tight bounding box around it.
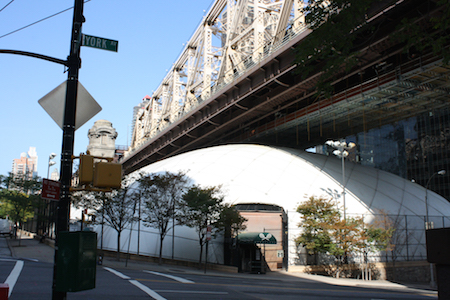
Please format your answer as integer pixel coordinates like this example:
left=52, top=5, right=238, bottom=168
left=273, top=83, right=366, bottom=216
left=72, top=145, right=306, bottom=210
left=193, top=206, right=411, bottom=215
left=182, top=185, right=241, bottom=265
left=295, top=0, right=377, bottom=95
left=98, top=175, right=138, bottom=260
left=365, top=211, right=395, bottom=253
left=71, top=190, right=103, bottom=211
left=139, top=171, right=188, bottom=232
left=295, top=196, right=339, bottom=255
left=0, top=189, right=37, bottom=225
left=182, top=185, right=225, bottom=236
left=0, top=173, right=41, bottom=225
left=393, top=0, right=450, bottom=64
left=296, top=195, right=394, bottom=272
left=327, top=217, right=367, bottom=261
left=295, top=0, right=450, bottom=95
left=215, top=203, right=247, bottom=238
left=138, top=171, right=189, bottom=263
left=1, top=172, right=41, bottom=193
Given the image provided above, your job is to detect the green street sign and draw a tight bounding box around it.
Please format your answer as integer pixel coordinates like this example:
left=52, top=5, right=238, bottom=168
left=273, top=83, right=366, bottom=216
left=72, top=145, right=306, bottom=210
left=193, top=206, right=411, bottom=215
left=82, top=34, right=118, bottom=52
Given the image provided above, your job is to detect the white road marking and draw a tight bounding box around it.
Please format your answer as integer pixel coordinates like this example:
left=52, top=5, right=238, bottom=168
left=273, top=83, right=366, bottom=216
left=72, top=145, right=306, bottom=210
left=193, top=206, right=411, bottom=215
left=103, top=267, right=131, bottom=279
left=155, top=289, right=228, bottom=295
left=129, top=280, right=167, bottom=300
left=5, top=260, right=24, bottom=297
left=143, top=270, right=195, bottom=284
left=104, top=267, right=167, bottom=299
left=26, top=258, right=39, bottom=262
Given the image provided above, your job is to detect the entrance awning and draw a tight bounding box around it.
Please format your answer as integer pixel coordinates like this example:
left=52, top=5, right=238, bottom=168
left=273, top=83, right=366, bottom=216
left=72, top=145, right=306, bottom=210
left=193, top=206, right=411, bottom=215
left=237, top=232, right=277, bottom=244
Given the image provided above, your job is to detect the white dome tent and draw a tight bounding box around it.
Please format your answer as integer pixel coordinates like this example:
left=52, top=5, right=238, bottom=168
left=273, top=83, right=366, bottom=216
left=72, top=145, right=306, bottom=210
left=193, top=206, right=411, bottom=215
left=97, top=144, right=450, bottom=267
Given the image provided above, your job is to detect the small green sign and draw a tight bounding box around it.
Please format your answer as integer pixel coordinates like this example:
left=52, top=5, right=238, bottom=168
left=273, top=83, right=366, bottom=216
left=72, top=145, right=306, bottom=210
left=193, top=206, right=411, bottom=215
left=82, top=34, right=118, bottom=52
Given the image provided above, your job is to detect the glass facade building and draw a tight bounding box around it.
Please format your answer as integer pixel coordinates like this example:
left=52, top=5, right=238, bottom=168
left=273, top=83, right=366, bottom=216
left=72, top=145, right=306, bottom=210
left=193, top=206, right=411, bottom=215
left=342, top=107, right=450, bottom=202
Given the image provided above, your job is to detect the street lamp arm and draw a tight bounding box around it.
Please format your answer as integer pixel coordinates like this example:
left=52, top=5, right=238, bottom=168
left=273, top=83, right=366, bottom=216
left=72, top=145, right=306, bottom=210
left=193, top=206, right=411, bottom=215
left=425, top=169, right=446, bottom=226
left=426, top=170, right=446, bottom=189
left=0, top=49, right=68, bottom=66
left=426, top=174, right=436, bottom=190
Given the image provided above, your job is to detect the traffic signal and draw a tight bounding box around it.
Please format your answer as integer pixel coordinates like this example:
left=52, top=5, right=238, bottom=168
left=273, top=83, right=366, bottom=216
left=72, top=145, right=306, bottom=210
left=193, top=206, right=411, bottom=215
left=76, top=154, right=122, bottom=190
left=93, top=161, right=122, bottom=188
left=79, top=154, right=94, bottom=184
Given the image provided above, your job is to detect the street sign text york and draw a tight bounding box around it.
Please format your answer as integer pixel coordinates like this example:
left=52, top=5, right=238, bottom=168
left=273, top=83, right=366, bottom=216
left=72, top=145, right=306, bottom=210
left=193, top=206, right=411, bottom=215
left=82, top=34, right=118, bottom=52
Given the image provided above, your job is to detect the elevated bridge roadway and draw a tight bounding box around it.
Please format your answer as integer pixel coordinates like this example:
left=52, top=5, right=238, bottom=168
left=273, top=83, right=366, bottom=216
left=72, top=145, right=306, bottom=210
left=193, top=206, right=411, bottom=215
left=122, top=0, right=450, bottom=174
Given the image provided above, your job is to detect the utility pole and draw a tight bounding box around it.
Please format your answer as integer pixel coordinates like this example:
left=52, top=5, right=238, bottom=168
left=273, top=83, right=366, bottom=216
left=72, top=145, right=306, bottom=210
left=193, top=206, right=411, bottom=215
left=52, top=0, right=84, bottom=299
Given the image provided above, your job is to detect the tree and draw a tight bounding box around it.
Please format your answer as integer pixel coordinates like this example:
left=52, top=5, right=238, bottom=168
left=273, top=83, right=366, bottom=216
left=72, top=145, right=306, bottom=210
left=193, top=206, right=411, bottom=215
left=296, top=195, right=394, bottom=278
left=295, top=196, right=338, bottom=264
left=71, top=190, right=105, bottom=230
left=216, top=203, right=247, bottom=239
left=181, top=185, right=227, bottom=265
left=71, top=190, right=103, bottom=212
left=296, top=0, right=450, bottom=97
left=392, top=0, right=450, bottom=65
left=295, top=0, right=377, bottom=95
left=328, top=217, right=368, bottom=278
left=365, top=211, right=395, bottom=256
left=1, top=172, right=41, bottom=193
left=138, top=171, right=189, bottom=264
left=0, top=173, right=41, bottom=243
left=98, top=176, right=137, bottom=260
left=0, top=189, right=38, bottom=244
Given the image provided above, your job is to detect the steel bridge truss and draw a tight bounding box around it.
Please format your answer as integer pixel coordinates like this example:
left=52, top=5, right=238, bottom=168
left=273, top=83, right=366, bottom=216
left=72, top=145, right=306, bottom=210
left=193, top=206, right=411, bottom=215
left=130, top=0, right=307, bottom=151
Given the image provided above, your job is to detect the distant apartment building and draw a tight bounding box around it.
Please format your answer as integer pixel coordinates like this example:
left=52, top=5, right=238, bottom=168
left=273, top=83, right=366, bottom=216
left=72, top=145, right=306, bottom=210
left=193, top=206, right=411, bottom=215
left=11, top=147, right=38, bottom=178
left=50, top=168, right=60, bottom=181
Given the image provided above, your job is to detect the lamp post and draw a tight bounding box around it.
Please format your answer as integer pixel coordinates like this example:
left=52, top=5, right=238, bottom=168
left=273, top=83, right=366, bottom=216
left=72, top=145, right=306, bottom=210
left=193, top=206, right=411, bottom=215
left=424, top=169, right=445, bottom=289
left=47, top=153, right=57, bottom=179
left=425, top=170, right=446, bottom=230
left=326, top=140, right=356, bottom=220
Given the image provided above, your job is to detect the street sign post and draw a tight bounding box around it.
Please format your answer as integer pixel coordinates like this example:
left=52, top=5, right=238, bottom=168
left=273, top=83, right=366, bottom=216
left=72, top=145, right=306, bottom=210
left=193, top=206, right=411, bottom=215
left=82, top=34, right=118, bottom=52
left=38, top=81, right=102, bottom=131
left=42, top=179, right=61, bottom=201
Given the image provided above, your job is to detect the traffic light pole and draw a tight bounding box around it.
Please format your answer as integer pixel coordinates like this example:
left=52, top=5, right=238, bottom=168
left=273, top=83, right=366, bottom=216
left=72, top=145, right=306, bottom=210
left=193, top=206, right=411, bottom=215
left=52, top=0, right=84, bottom=299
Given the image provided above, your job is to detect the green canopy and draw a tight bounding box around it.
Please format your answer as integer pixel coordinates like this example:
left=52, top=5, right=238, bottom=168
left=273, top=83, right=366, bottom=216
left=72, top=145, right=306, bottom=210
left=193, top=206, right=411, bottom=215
left=237, top=232, right=277, bottom=244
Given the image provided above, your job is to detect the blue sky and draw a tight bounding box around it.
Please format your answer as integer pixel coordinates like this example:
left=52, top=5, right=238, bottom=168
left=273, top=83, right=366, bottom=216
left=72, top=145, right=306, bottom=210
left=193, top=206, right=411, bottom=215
left=0, top=0, right=214, bottom=178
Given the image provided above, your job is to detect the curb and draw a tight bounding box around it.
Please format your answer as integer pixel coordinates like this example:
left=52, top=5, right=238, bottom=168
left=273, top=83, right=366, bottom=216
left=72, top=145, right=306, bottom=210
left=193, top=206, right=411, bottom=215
left=5, top=237, right=16, bottom=258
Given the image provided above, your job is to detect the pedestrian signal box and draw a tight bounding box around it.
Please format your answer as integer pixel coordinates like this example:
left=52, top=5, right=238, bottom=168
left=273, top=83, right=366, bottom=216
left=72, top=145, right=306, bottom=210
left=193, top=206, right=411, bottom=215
left=79, top=154, right=94, bottom=184
left=76, top=154, right=122, bottom=190
left=93, top=161, right=122, bottom=188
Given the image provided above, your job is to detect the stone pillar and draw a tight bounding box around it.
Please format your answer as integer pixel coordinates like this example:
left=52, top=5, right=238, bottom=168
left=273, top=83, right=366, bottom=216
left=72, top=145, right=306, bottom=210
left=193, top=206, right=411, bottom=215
left=86, top=120, right=118, bottom=159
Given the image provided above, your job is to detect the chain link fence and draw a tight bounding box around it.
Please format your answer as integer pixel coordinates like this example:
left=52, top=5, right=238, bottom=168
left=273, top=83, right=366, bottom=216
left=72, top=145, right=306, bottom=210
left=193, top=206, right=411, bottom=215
left=294, top=212, right=450, bottom=266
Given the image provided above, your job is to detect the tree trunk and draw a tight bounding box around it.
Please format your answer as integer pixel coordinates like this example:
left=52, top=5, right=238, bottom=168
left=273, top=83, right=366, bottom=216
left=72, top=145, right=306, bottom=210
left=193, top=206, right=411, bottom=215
left=198, top=240, right=203, bottom=267
left=117, top=231, right=121, bottom=261
left=159, top=235, right=164, bottom=265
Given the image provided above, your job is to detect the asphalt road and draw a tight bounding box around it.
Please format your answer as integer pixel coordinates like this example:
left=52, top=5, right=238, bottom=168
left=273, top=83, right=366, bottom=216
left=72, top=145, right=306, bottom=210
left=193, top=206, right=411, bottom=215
left=0, top=260, right=438, bottom=299
left=0, top=236, right=438, bottom=299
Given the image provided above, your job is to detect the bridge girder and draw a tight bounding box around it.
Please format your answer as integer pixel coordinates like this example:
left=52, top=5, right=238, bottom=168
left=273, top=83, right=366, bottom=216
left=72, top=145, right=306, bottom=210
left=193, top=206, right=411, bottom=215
left=123, top=0, right=450, bottom=174
left=130, top=0, right=306, bottom=151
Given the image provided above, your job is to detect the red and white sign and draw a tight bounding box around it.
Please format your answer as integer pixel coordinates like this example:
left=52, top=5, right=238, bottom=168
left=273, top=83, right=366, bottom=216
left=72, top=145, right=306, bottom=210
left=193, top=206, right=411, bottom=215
left=42, top=178, right=61, bottom=201
left=206, top=225, right=212, bottom=241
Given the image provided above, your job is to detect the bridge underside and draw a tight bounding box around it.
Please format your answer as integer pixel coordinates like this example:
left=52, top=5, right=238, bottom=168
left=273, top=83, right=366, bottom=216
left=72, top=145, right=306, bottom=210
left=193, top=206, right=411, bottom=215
left=244, top=54, right=450, bottom=149
left=123, top=0, right=450, bottom=174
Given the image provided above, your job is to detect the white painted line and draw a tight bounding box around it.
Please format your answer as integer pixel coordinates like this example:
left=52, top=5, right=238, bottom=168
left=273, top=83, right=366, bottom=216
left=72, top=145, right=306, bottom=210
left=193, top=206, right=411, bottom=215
left=5, top=260, right=24, bottom=297
left=0, top=258, right=17, bottom=262
left=143, top=270, right=195, bottom=284
left=26, top=258, right=39, bottom=262
left=103, top=267, right=131, bottom=279
left=155, top=289, right=228, bottom=295
left=129, top=280, right=166, bottom=300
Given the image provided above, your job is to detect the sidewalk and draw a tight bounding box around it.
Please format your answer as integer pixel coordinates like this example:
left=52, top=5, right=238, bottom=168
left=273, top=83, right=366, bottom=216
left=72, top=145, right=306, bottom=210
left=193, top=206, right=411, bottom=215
left=3, top=234, right=437, bottom=294
left=5, top=232, right=54, bottom=263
